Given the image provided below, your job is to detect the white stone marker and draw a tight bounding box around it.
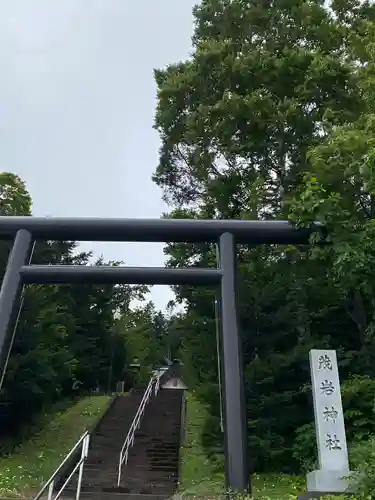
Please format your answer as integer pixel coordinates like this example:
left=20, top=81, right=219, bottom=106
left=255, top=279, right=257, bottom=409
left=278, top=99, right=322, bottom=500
left=307, top=349, right=354, bottom=493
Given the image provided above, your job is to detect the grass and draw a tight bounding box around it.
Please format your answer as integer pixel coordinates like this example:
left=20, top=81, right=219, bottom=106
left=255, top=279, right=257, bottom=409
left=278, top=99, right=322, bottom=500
left=0, top=395, right=111, bottom=498
left=179, top=393, right=224, bottom=496
left=179, top=392, right=306, bottom=499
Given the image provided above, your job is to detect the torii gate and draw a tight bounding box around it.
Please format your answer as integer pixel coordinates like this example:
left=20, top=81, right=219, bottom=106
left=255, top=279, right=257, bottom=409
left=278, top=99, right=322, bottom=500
left=0, top=216, right=323, bottom=494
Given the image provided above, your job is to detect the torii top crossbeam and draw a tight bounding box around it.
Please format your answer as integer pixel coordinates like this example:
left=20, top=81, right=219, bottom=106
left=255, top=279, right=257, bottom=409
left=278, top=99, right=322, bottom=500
left=0, top=216, right=322, bottom=244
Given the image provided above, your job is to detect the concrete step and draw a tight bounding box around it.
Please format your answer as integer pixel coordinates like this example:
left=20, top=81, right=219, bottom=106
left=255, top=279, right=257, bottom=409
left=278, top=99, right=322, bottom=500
left=89, top=441, right=129, bottom=448
left=93, top=434, right=132, bottom=439
left=68, top=471, right=178, bottom=485
left=84, top=458, right=120, bottom=464
left=97, top=415, right=139, bottom=421
left=128, top=444, right=180, bottom=450
left=127, top=454, right=179, bottom=461
left=102, top=405, right=141, bottom=413
left=89, top=444, right=127, bottom=450
left=88, top=447, right=179, bottom=456
left=84, top=461, right=174, bottom=471
left=133, top=442, right=180, bottom=447
left=116, top=484, right=176, bottom=495
left=94, top=423, right=137, bottom=432
left=127, top=448, right=180, bottom=455
left=77, top=473, right=178, bottom=486
left=121, top=469, right=178, bottom=478
left=124, top=456, right=179, bottom=464
left=81, top=468, right=178, bottom=481
left=127, top=458, right=179, bottom=465
left=84, top=463, right=119, bottom=470
left=69, top=472, right=177, bottom=488
left=132, top=443, right=180, bottom=448
left=69, top=479, right=177, bottom=493
left=133, top=435, right=180, bottom=439
left=100, top=402, right=141, bottom=413
left=126, top=459, right=179, bottom=468
left=120, top=473, right=178, bottom=483
left=61, top=491, right=168, bottom=500
left=95, top=425, right=136, bottom=432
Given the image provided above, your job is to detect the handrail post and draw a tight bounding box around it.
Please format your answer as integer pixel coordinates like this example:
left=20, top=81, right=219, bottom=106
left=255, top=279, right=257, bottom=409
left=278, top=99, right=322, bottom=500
left=75, top=434, right=89, bottom=500
left=117, top=455, right=122, bottom=487
left=47, top=480, right=54, bottom=500
left=84, top=433, right=90, bottom=456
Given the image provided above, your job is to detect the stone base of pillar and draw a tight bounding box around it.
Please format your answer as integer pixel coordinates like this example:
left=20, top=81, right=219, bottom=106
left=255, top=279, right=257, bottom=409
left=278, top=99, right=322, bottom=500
left=305, top=469, right=355, bottom=495
left=298, top=492, right=354, bottom=499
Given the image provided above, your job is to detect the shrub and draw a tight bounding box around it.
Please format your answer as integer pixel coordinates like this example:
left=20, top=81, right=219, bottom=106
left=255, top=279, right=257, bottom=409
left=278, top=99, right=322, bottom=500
left=293, top=375, right=375, bottom=470
left=350, top=436, right=375, bottom=497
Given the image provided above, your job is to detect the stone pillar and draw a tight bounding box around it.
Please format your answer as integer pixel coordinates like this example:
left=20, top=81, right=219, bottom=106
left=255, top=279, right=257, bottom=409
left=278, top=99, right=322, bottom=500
left=307, top=349, right=355, bottom=494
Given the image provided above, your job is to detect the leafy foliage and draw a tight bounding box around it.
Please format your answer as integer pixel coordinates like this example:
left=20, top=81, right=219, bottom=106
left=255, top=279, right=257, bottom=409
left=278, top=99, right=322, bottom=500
left=152, top=0, right=375, bottom=475
left=0, top=173, right=156, bottom=440
left=350, top=436, right=375, bottom=498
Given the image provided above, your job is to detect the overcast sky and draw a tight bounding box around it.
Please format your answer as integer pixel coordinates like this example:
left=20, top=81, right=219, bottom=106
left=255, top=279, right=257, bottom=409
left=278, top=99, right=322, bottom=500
left=0, top=0, right=198, bottom=310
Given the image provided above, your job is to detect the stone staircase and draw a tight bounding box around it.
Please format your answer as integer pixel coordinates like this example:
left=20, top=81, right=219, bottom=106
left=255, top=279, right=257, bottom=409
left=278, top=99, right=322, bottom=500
left=60, top=386, right=183, bottom=500
left=118, top=388, right=182, bottom=498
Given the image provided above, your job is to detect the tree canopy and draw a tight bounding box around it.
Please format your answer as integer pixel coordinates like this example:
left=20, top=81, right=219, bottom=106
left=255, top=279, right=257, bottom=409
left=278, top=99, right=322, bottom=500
left=0, top=173, right=167, bottom=442
left=152, top=0, right=375, bottom=472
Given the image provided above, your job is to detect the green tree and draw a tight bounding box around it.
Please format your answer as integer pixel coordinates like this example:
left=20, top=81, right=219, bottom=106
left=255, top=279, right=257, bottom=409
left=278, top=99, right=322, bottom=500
left=0, top=172, right=149, bottom=437
left=0, top=172, right=32, bottom=216
left=290, top=17, right=375, bottom=375
left=152, top=0, right=375, bottom=471
left=117, top=302, right=168, bottom=385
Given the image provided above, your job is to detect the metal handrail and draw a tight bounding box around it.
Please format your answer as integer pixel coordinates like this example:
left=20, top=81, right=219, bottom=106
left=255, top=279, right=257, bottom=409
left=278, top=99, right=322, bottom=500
left=33, top=431, right=90, bottom=500
left=117, top=370, right=165, bottom=486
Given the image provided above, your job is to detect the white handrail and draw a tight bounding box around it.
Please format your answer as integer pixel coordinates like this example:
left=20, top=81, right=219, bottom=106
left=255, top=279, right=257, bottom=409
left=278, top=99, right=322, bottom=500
left=117, top=369, right=165, bottom=486
left=34, top=431, right=90, bottom=500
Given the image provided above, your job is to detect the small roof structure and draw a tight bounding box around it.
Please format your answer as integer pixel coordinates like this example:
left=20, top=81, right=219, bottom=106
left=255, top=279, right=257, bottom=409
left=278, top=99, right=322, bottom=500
left=159, top=362, right=188, bottom=390
left=162, top=376, right=188, bottom=390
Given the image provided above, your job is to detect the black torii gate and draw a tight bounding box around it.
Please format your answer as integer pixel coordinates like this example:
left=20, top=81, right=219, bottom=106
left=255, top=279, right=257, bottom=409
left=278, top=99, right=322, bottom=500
left=0, top=217, right=322, bottom=494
